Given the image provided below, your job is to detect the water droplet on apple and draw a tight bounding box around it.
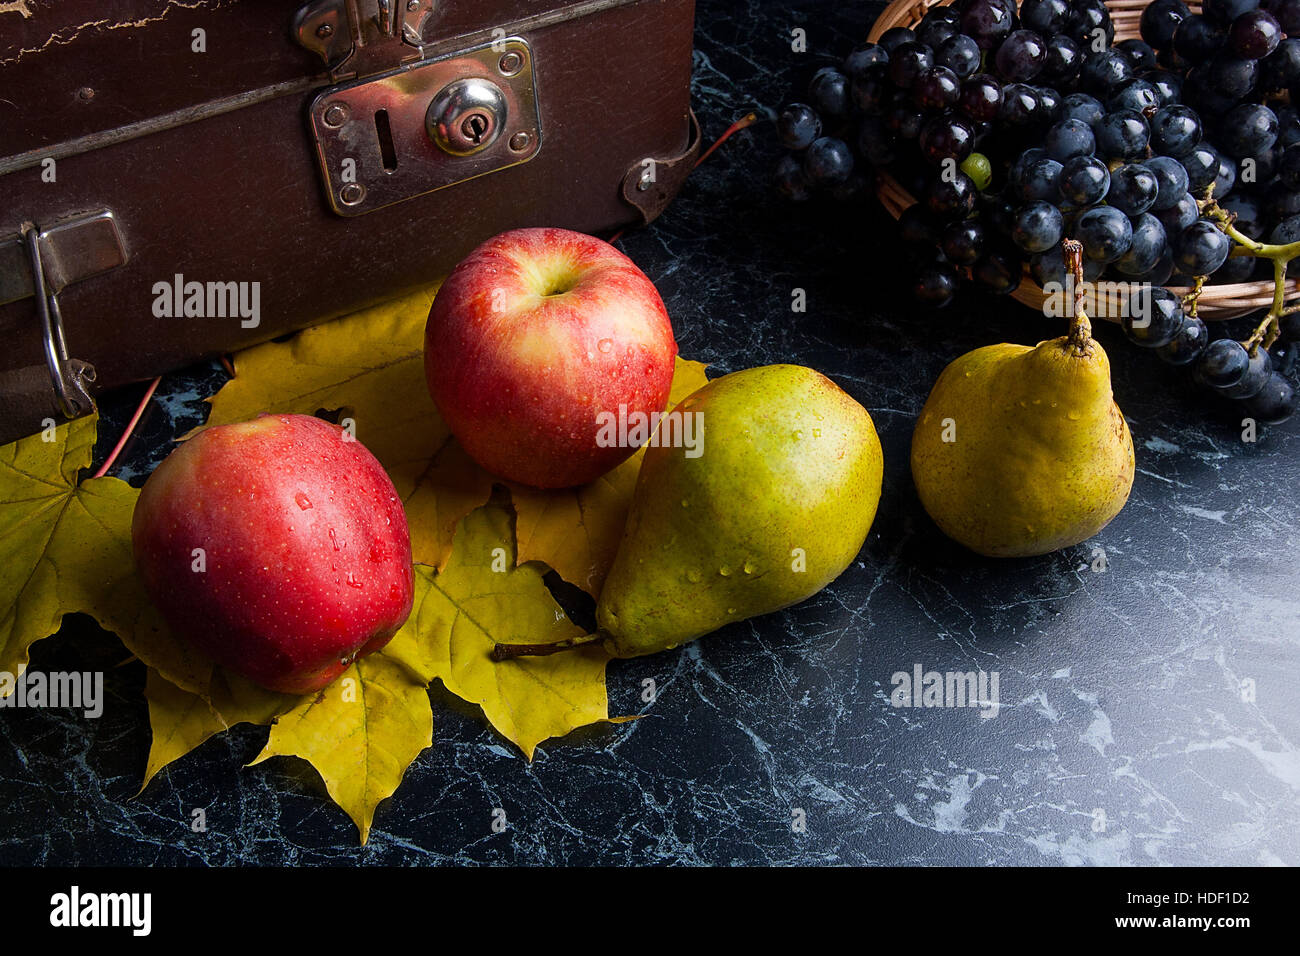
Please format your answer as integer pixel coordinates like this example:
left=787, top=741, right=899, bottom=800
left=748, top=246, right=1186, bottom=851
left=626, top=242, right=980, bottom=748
left=742, top=561, right=757, bottom=574
left=812, top=428, right=822, bottom=438
left=686, top=568, right=702, bottom=583
left=294, top=492, right=312, bottom=510
left=792, top=429, right=804, bottom=440
left=719, top=565, right=732, bottom=576
left=597, top=338, right=613, bottom=353
left=345, top=572, right=362, bottom=588
left=328, top=528, right=341, bottom=551
left=680, top=499, right=689, bottom=508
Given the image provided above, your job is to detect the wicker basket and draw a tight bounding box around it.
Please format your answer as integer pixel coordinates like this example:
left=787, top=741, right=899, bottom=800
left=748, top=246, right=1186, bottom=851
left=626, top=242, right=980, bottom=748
left=867, top=0, right=1300, bottom=321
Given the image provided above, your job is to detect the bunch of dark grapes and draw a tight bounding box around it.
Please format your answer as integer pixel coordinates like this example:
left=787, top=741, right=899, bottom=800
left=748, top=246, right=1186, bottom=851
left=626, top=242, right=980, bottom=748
left=774, top=0, right=1300, bottom=423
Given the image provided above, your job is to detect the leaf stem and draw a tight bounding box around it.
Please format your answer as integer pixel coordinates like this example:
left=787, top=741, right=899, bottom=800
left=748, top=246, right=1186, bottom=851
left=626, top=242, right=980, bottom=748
left=90, top=376, right=161, bottom=480
left=491, top=633, right=603, bottom=661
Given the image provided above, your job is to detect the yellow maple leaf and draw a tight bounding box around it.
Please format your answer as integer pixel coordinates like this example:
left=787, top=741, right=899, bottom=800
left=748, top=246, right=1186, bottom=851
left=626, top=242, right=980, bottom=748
left=384, top=504, right=612, bottom=760
left=249, top=653, right=433, bottom=843
left=0, top=415, right=211, bottom=694
left=141, top=666, right=293, bottom=792
left=509, top=358, right=710, bottom=596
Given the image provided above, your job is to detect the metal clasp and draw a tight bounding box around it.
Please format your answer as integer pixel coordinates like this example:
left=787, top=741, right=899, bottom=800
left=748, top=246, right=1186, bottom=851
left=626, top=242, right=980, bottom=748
left=0, top=210, right=126, bottom=419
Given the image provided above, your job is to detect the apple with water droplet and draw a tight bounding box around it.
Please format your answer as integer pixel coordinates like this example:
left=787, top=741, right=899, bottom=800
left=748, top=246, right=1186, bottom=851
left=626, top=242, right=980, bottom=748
left=424, top=227, right=678, bottom=488
left=131, top=413, right=414, bottom=694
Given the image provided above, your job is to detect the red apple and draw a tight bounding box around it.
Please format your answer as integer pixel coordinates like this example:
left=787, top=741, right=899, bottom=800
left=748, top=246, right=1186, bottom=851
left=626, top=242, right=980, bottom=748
left=424, top=227, right=678, bottom=488
left=131, top=413, right=414, bottom=695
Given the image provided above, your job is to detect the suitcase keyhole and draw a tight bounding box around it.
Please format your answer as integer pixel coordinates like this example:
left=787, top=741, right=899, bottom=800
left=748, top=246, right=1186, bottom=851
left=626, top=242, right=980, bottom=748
left=461, top=113, right=489, bottom=145
left=375, top=109, right=398, bottom=172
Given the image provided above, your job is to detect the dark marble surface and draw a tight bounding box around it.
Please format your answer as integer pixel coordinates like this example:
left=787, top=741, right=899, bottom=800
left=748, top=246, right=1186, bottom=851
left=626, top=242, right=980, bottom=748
left=3, top=0, right=1299, bottom=866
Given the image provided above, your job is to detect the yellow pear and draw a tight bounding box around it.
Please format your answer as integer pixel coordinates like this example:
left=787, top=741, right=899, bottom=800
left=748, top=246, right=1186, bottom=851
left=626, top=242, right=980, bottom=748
left=910, top=241, right=1135, bottom=557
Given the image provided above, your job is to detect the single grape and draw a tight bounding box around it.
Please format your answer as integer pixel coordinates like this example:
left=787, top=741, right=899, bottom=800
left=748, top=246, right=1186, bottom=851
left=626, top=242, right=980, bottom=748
left=1156, top=316, right=1209, bottom=364
left=1211, top=150, right=1237, bottom=199
left=919, top=112, right=976, bottom=165
left=1067, top=0, right=1115, bottom=48
left=960, top=151, right=993, bottom=190
left=888, top=42, right=935, bottom=89
left=1197, top=338, right=1252, bottom=388
left=1040, top=34, right=1083, bottom=86
left=1269, top=213, right=1300, bottom=244
left=1214, top=254, right=1257, bottom=282
left=851, top=69, right=891, bottom=113
left=998, top=83, right=1042, bottom=126
left=973, top=250, right=1022, bottom=293
left=1019, top=156, right=1064, bottom=201
left=1203, top=54, right=1258, bottom=99
left=1150, top=105, right=1203, bottom=159
left=777, top=103, right=823, bottom=151
left=913, top=66, right=962, bottom=111
left=1141, top=0, right=1191, bottom=49
left=1239, top=373, right=1298, bottom=424
left=1175, top=219, right=1231, bottom=273
left=1059, top=154, right=1112, bottom=205
left=1222, top=346, right=1273, bottom=398
left=1011, top=200, right=1064, bottom=253
left=1145, top=155, right=1191, bottom=209
left=1219, top=193, right=1264, bottom=237
left=1230, top=9, right=1282, bottom=59
left=1108, top=163, right=1160, bottom=215
left=916, top=16, right=959, bottom=52
left=1035, top=85, right=1061, bottom=120
left=844, top=42, right=890, bottom=82
left=886, top=102, right=925, bottom=140
left=1114, top=213, right=1168, bottom=275
left=1156, top=191, right=1200, bottom=232
left=927, top=171, right=978, bottom=219
left=877, top=27, right=916, bottom=55
left=958, top=74, right=1004, bottom=122
left=1259, top=38, right=1300, bottom=91
left=913, top=260, right=960, bottom=307
left=996, top=30, right=1047, bottom=82
left=774, top=154, right=811, bottom=200
left=936, top=33, right=982, bottom=78
left=808, top=67, right=851, bottom=118
left=1173, top=14, right=1227, bottom=64
left=1145, top=70, right=1184, bottom=106
left=1181, top=143, right=1221, bottom=192
left=961, top=0, right=1016, bottom=51
left=1045, top=118, right=1096, bottom=162
left=803, top=136, right=855, bottom=186
left=1217, top=103, right=1278, bottom=159
left=1109, top=78, right=1161, bottom=113
left=1079, top=49, right=1135, bottom=96
left=1097, top=110, right=1151, bottom=161
left=1060, top=92, right=1105, bottom=128
left=941, top=218, right=986, bottom=264
left=1021, top=0, right=1070, bottom=36
left=1077, top=205, right=1134, bottom=262
left=1123, top=286, right=1184, bottom=347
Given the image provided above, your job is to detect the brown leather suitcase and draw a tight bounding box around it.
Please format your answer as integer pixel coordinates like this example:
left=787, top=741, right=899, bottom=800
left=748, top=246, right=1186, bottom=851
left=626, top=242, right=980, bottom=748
left=0, top=0, right=698, bottom=445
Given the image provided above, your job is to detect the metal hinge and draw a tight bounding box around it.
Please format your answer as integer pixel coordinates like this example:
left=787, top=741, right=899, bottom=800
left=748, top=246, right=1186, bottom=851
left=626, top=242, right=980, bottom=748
left=0, top=210, right=127, bottom=418
left=293, top=0, right=438, bottom=80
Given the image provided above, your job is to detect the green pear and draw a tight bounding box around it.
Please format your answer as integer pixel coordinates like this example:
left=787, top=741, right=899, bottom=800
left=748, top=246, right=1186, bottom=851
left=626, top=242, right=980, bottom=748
left=910, top=243, right=1135, bottom=557
left=493, top=364, right=883, bottom=661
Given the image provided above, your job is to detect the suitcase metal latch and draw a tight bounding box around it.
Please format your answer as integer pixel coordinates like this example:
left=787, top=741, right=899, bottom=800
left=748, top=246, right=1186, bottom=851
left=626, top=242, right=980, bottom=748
left=295, top=2, right=541, bottom=217
left=0, top=210, right=126, bottom=419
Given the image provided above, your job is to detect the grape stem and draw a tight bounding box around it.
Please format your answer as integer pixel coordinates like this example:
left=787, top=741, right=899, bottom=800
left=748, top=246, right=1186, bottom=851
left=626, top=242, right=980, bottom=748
left=1199, top=192, right=1300, bottom=353
left=1062, top=238, right=1091, bottom=354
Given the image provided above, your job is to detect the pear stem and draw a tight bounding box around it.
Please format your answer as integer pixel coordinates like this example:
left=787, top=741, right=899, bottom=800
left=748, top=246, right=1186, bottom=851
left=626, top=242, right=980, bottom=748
left=491, top=633, right=602, bottom=661
left=1062, top=238, right=1091, bottom=354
